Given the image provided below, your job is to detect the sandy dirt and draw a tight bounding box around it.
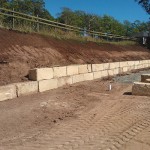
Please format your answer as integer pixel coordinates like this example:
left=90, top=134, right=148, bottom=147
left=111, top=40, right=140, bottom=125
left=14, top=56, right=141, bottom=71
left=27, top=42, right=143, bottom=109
left=0, top=73, right=150, bottom=150
left=0, top=28, right=150, bottom=85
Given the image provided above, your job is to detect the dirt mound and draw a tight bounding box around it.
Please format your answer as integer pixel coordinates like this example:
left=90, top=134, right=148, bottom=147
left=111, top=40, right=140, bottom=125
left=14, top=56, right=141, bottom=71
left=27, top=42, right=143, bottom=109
left=0, top=28, right=150, bottom=85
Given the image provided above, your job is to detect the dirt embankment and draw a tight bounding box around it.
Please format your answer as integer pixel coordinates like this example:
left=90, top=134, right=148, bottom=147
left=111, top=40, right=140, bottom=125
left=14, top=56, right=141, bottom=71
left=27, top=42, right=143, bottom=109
left=0, top=28, right=150, bottom=85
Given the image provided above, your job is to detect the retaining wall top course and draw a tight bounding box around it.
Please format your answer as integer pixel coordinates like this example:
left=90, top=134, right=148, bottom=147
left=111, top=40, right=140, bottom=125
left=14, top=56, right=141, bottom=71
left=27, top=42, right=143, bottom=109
left=53, top=66, right=67, bottom=78
left=29, top=68, right=53, bottom=81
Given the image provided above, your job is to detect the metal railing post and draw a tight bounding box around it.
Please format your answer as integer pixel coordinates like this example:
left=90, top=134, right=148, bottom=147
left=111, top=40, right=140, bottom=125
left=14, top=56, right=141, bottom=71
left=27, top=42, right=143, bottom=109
left=12, top=8, right=15, bottom=29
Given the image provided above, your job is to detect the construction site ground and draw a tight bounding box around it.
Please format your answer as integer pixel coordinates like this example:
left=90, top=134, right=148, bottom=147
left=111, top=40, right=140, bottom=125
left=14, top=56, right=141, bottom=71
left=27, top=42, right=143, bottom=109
left=0, top=69, right=150, bottom=150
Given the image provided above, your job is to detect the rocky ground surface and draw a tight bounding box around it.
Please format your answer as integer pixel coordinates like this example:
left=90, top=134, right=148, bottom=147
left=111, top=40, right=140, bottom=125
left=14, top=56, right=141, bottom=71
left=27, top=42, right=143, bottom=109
left=0, top=70, right=150, bottom=150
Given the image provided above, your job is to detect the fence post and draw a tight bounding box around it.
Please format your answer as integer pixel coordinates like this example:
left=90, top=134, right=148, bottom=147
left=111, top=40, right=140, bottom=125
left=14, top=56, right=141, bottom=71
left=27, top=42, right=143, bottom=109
left=12, top=8, right=15, bottom=29
left=37, top=15, right=39, bottom=32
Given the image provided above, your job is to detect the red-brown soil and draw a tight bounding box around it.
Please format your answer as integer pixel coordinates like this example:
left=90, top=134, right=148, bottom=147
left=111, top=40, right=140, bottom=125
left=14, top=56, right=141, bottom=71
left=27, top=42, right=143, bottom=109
left=0, top=28, right=150, bottom=85
left=0, top=79, right=150, bottom=150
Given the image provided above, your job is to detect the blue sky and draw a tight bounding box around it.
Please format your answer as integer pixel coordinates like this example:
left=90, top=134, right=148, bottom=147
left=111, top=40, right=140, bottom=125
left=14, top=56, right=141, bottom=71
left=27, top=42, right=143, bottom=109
left=44, top=0, right=149, bottom=23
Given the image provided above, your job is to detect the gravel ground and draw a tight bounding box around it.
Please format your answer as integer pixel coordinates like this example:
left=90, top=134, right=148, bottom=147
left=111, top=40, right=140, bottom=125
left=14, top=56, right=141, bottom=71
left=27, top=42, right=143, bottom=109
left=113, top=69, right=150, bottom=83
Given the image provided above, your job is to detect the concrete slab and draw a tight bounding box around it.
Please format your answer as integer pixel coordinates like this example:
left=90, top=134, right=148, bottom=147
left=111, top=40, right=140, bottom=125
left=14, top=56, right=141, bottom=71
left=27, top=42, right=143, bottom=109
left=29, top=68, right=53, bottom=81
left=78, top=65, right=89, bottom=74
left=15, top=81, right=38, bottom=97
left=84, top=73, right=93, bottom=81
left=53, top=66, right=67, bottom=78
left=57, top=76, right=72, bottom=87
left=132, top=82, right=150, bottom=96
left=67, top=65, right=79, bottom=76
left=141, top=74, right=150, bottom=82
left=39, top=79, right=58, bottom=92
left=0, top=84, right=17, bottom=102
left=72, top=74, right=84, bottom=84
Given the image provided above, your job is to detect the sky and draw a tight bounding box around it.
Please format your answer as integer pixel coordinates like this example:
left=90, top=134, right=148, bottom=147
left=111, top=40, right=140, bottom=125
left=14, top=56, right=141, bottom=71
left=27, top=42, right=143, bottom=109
left=44, top=0, right=149, bottom=23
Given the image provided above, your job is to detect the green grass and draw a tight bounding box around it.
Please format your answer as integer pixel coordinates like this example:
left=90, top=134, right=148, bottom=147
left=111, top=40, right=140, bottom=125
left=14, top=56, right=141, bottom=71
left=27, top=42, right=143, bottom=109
left=0, top=17, right=137, bottom=46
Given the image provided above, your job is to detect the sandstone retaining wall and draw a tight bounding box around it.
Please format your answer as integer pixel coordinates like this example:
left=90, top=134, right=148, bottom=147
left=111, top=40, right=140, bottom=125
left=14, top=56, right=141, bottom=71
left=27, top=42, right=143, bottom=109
left=0, top=60, right=150, bottom=102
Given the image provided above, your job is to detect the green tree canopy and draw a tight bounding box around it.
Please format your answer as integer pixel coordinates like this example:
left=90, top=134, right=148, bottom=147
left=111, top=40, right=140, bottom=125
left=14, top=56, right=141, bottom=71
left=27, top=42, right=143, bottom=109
left=136, top=0, right=150, bottom=14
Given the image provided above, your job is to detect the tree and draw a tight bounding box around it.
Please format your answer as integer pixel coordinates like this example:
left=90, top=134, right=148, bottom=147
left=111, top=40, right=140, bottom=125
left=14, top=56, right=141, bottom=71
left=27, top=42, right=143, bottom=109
left=136, top=0, right=150, bottom=14
left=0, top=0, right=9, bottom=8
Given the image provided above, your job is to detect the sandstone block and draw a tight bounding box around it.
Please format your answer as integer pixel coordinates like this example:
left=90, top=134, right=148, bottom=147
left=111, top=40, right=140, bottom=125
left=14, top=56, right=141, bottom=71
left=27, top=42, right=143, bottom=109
left=39, top=79, right=57, bottom=92
left=108, top=69, right=114, bottom=76
left=87, top=64, right=92, bottom=72
left=92, top=64, right=103, bottom=72
left=132, top=82, right=150, bottom=96
left=53, top=66, right=67, bottom=78
left=0, top=84, right=17, bottom=102
left=29, top=68, right=53, bottom=81
left=84, top=73, right=93, bottom=81
left=93, top=71, right=102, bottom=79
left=103, top=63, right=110, bottom=70
left=15, top=81, right=38, bottom=97
left=72, top=74, right=84, bottom=83
left=78, top=65, right=89, bottom=74
left=120, top=61, right=128, bottom=67
left=141, top=74, right=150, bottom=82
left=57, top=76, right=72, bottom=87
left=67, top=65, right=78, bottom=76
left=101, top=70, right=108, bottom=77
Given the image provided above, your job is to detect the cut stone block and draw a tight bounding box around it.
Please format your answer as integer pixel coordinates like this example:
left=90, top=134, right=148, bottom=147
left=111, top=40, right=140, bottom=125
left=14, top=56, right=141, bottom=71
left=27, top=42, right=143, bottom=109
left=113, top=68, right=119, bottom=75
left=92, top=64, right=103, bottom=72
left=53, top=66, right=67, bottom=78
left=132, top=82, right=150, bottom=96
left=127, top=61, right=135, bottom=66
left=84, top=73, right=93, bottom=81
left=145, top=79, right=150, bottom=83
left=108, top=69, right=114, bottom=76
left=87, top=64, right=92, bottom=72
left=0, top=84, right=17, bottom=102
left=109, top=62, right=119, bottom=69
left=123, top=67, right=128, bottom=72
left=78, top=65, right=88, bottom=74
left=57, top=76, right=72, bottom=87
left=93, top=71, right=102, bottom=79
left=120, top=61, right=128, bottom=67
left=29, top=68, right=53, bottom=81
left=103, top=63, right=110, bottom=70
left=39, top=79, right=58, bottom=92
left=67, top=65, right=78, bottom=76
left=72, top=74, right=84, bottom=83
left=141, top=74, right=150, bottom=82
left=101, top=70, right=108, bottom=77
left=15, top=81, right=38, bottom=97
